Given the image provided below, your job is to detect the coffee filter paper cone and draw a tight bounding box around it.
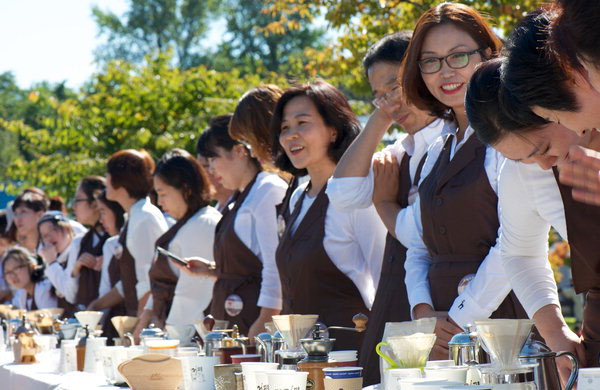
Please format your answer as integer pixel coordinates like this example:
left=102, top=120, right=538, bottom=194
left=272, top=314, right=318, bottom=350
left=111, top=316, right=139, bottom=338
left=475, top=319, right=534, bottom=369
left=387, top=333, right=436, bottom=368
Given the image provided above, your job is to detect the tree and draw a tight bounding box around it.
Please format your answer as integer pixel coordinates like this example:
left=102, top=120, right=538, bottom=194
left=0, top=53, right=287, bottom=198
left=93, top=0, right=217, bottom=69
left=262, top=0, right=542, bottom=96
left=198, top=0, right=325, bottom=78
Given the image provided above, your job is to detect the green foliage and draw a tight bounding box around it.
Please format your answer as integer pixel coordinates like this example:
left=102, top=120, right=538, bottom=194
left=0, top=53, right=287, bottom=198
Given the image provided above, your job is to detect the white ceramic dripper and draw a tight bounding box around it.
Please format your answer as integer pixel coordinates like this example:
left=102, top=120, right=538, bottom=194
left=74, top=311, right=104, bottom=330
left=475, top=319, right=534, bottom=370
left=272, top=314, right=319, bottom=351
left=376, top=332, right=437, bottom=369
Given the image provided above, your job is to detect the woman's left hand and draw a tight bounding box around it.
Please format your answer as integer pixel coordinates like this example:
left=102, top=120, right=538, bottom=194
left=39, top=244, right=58, bottom=264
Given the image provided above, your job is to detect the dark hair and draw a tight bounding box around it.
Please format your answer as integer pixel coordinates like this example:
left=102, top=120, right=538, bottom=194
left=270, top=79, right=361, bottom=176
left=229, top=85, right=283, bottom=162
left=550, top=0, right=600, bottom=72
left=466, top=58, right=548, bottom=145
left=12, top=188, right=49, bottom=213
left=78, top=176, right=106, bottom=202
left=3, top=247, right=46, bottom=284
left=94, top=190, right=125, bottom=231
left=48, top=196, right=67, bottom=214
left=155, top=148, right=211, bottom=216
left=402, top=2, right=502, bottom=119
left=196, top=114, right=261, bottom=168
left=0, top=210, right=8, bottom=238
left=37, top=211, right=74, bottom=239
left=106, top=149, right=155, bottom=199
left=363, top=31, right=413, bottom=77
left=501, top=9, right=579, bottom=118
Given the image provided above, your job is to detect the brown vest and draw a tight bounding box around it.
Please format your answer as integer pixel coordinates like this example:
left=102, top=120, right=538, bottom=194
left=102, top=238, right=128, bottom=344
left=75, top=229, right=108, bottom=306
left=210, top=174, right=263, bottom=336
left=276, top=175, right=299, bottom=227
left=552, top=167, right=600, bottom=293
left=118, top=222, right=139, bottom=316
left=148, top=210, right=196, bottom=326
left=275, top=184, right=368, bottom=351
left=359, top=152, right=425, bottom=386
left=419, top=134, right=527, bottom=318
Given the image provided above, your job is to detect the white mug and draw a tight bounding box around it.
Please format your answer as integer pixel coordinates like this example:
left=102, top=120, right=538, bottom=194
left=579, top=368, right=600, bottom=390
left=178, top=355, right=220, bottom=390
left=385, top=368, right=422, bottom=390
left=59, top=340, right=78, bottom=373
left=84, top=336, right=107, bottom=374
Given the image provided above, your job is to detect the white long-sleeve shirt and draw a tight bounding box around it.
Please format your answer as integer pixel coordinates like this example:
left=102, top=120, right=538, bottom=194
left=114, top=197, right=168, bottom=300
left=11, top=278, right=58, bottom=310
left=404, top=124, right=511, bottom=327
left=99, top=236, right=120, bottom=297
left=289, top=182, right=387, bottom=308
left=44, top=238, right=78, bottom=303
left=163, top=206, right=221, bottom=325
left=326, top=119, right=445, bottom=247
left=496, top=160, right=563, bottom=317
left=233, top=171, right=287, bottom=311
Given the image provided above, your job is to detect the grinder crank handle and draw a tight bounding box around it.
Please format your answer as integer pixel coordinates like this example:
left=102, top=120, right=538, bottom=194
left=326, top=313, right=369, bottom=333
left=556, top=350, right=578, bottom=390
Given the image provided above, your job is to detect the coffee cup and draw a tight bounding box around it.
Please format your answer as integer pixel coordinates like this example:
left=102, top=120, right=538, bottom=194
left=267, top=370, right=309, bottom=390
left=384, top=368, right=421, bottom=390
left=214, top=363, right=242, bottom=390
left=231, top=354, right=262, bottom=363
left=322, top=367, right=363, bottom=379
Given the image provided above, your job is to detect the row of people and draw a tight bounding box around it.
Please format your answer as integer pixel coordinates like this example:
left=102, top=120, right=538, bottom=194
left=1, top=0, right=599, bottom=386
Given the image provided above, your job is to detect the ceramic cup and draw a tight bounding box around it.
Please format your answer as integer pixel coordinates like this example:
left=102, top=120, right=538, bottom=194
left=579, top=368, right=600, bottom=390
left=424, top=366, right=468, bottom=383
left=425, top=360, right=455, bottom=368
left=384, top=368, right=422, bottom=390
left=411, top=381, right=462, bottom=390
left=145, top=338, right=180, bottom=356
left=83, top=336, right=107, bottom=374
left=214, top=363, right=242, bottom=390
left=59, top=339, right=78, bottom=373
left=240, top=362, right=279, bottom=390
left=322, top=366, right=363, bottom=379
left=178, top=355, right=220, bottom=390
left=101, top=346, right=128, bottom=384
left=166, top=324, right=197, bottom=346
left=267, top=370, right=309, bottom=390
left=177, top=347, right=201, bottom=357
left=397, top=378, right=448, bottom=390
left=231, top=354, right=262, bottom=364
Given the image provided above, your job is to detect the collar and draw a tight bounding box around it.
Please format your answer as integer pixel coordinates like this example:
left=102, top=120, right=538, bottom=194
left=440, top=121, right=475, bottom=141
left=401, top=118, right=447, bottom=156
left=130, top=197, right=148, bottom=215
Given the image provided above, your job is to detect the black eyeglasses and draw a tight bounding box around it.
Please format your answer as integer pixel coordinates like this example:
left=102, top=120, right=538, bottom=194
left=418, top=49, right=482, bottom=74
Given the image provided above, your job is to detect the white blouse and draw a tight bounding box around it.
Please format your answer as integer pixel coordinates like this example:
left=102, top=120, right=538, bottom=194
left=404, top=123, right=510, bottom=327
left=11, top=278, right=58, bottom=310
left=289, top=182, right=387, bottom=309
left=99, top=236, right=120, bottom=297
left=165, top=206, right=221, bottom=325
left=327, top=119, right=446, bottom=248
left=233, top=171, right=287, bottom=311
left=496, top=160, right=563, bottom=317
left=44, top=238, right=78, bottom=303
left=114, top=197, right=169, bottom=300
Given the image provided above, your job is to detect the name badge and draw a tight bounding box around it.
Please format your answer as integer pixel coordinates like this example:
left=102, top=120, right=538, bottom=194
left=457, top=273, right=476, bottom=295
left=277, top=214, right=286, bottom=238
left=224, top=294, right=244, bottom=317
left=115, top=243, right=123, bottom=259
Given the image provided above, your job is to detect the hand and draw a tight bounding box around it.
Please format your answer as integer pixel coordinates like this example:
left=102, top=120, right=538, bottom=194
left=558, top=145, right=600, bottom=205
left=72, top=253, right=97, bottom=276
left=372, top=151, right=399, bottom=206
left=542, top=325, right=585, bottom=386
left=87, top=298, right=100, bottom=311
left=39, top=244, right=58, bottom=264
left=93, top=256, right=103, bottom=271
left=412, top=304, right=462, bottom=361
left=248, top=307, right=281, bottom=341
left=173, top=257, right=216, bottom=278
left=132, top=308, right=153, bottom=345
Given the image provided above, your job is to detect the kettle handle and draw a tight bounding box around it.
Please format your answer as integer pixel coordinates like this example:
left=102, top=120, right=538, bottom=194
left=556, top=351, right=578, bottom=390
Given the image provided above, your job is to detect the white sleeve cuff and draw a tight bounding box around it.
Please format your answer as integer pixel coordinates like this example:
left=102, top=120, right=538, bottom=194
left=257, top=294, right=282, bottom=311
left=408, top=292, right=434, bottom=319
left=448, top=291, right=492, bottom=328
left=326, top=175, right=374, bottom=211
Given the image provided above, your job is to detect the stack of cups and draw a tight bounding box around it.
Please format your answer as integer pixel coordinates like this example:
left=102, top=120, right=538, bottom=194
left=240, top=362, right=279, bottom=390
left=266, top=370, right=309, bottom=390
left=323, top=367, right=363, bottom=390
left=384, top=368, right=422, bottom=390
left=328, top=350, right=358, bottom=366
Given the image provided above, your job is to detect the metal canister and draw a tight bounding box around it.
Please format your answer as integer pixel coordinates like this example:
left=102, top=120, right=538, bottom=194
left=448, top=325, right=487, bottom=365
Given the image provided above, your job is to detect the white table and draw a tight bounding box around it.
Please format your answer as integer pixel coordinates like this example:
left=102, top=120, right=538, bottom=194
left=0, top=349, right=124, bottom=390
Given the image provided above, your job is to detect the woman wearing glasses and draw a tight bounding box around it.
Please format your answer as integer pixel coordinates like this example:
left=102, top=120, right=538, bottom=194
left=4, top=247, right=58, bottom=310
left=394, top=3, right=532, bottom=359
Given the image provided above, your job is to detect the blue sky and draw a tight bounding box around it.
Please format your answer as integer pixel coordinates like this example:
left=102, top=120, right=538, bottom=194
left=0, top=0, right=224, bottom=89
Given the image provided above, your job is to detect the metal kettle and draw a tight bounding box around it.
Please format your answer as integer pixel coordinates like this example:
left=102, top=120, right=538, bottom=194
left=519, top=336, right=578, bottom=390
left=255, top=331, right=285, bottom=362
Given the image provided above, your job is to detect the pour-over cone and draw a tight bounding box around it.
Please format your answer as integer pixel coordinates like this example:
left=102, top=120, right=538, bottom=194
left=111, top=316, right=138, bottom=338
left=75, top=311, right=104, bottom=330
left=385, top=332, right=436, bottom=368
left=272, top=314, right=318, bottom=350
left=475, top=319, right=534, bottom=369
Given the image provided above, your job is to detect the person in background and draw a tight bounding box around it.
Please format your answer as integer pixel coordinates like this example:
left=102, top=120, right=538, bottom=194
left=37, top=211, right=77, bottom=316
left=184, top=114, right=286, bottom=339
left=140, top=149, right=220, bottom=328
left=0, top=209, right=16, bottom=303
left=197, top=131, right=235, bottom=212
left=4, top=247, right=57, bottom=310
left=93, top=189, right=126, bottom=342
left=88, top=149, right=168, bottom=342
left=271, top=80, right=386, bottom=350
left=328, top=32, right=444, bottom=384
left=49, top=196, right=68, bottom=214
left=70, top=177, right=109, bottom=308
left=10, top=189, right=50, bottom=253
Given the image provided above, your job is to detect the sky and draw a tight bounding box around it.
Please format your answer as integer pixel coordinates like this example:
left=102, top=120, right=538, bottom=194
left=0, top=0, right=224, bottom=90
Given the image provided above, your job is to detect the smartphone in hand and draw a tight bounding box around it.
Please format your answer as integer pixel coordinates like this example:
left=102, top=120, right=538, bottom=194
left=156, top=247, right=189, bottom=266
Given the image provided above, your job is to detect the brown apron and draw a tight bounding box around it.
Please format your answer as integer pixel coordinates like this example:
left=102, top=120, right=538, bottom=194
left=419, top=134, right=528, bottom=318
left=359, top=153, right=426, bottom=386
left=210, top=174, right=263, bottom=336
left=75, top=229, right=108, bottom=307
left=101, top=247, right=128, bottom=344
left=148, top=210, right=196, bottom=326
left=276, top=175, right=300, bottom=237
left=118, top=222, right=139, bottom=316
left=276, top=183, right=369, bottom=351
left=553, top=167, right=600, bottom=366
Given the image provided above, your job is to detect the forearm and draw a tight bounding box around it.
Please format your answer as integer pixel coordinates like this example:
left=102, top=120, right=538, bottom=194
left=533, top=303, right=569, bottom=338
left=373, top=200, right=400, bottom=239
left=333, top=111, right=392, bottom=178
left=91, top=287, right=124, bottom=310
